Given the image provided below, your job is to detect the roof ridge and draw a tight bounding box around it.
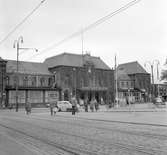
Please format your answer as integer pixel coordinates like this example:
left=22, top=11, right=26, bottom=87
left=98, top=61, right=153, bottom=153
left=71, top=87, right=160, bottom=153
left=6, top=59, right=44, bottom=64
left=119, top=61, right=138, bottom=66
left=44, top=52, right=100, bottom=62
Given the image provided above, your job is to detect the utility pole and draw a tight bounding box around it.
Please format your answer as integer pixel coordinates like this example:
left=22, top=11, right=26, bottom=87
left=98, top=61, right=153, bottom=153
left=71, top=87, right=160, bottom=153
left=145, top=60, right=159, bottom=100
left=13, top=36, right=37, bottom=112
left=115, top=54, right=118, bottom=107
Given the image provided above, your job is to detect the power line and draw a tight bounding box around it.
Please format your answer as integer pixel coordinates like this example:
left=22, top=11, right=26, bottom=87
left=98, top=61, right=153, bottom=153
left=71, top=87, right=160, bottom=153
left=0, top=0, right=46, bottom=46
left=27, top=0, right=141, bottom=61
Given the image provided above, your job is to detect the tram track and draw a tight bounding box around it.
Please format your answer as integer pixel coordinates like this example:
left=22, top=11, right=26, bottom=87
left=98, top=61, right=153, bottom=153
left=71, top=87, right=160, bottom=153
left=9, top=114, right=167, bottom=141
left=1, top=116, right=167, bottom=155
left=0, top=122, right=100, bottom=155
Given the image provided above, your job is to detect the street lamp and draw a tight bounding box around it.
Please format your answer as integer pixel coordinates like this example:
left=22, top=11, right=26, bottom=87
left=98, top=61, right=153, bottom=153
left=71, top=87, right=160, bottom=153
left=73, top=68, right=76, bottom=97
left=13, top=36, right=38, bottom=112
left=144, top=59, right=159, bottom=100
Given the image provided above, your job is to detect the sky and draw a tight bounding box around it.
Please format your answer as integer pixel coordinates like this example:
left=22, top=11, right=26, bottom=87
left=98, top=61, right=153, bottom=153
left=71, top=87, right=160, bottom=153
left=0, top=0, right=167, bottom=81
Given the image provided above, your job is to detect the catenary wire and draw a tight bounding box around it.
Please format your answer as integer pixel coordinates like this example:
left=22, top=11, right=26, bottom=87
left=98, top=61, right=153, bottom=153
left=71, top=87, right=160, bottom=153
left=26, top=0, right=141, bottom=61
left=0, top=0, right=46, bottom=46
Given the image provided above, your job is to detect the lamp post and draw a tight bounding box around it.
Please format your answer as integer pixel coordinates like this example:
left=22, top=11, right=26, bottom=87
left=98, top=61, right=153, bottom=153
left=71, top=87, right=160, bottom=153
left=13, top=36, right=37, bottom=112
left=144, top=59, right=159, bottom=100
left=73, top=68, right=76, bottom=97
left=156, top=61, right=160, bottom=97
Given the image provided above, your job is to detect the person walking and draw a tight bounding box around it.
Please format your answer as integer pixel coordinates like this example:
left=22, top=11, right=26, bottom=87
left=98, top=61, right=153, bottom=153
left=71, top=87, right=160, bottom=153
left=94, top=99, right=99, bottom=112
left=53, top=101, right=58, bottom=115
left=25, top=101, right=31, bottom=115
left=84, top=98, right=88, bottom=112
left=71, top=96, right=77, bottom=115
left=50, top=102, right=54, bottom=116
left=90, top=98, right=95, bottom=112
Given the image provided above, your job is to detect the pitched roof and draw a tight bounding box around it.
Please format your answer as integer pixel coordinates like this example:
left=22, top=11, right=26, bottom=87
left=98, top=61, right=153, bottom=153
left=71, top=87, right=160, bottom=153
left=44, top=53, right=111, bottom=70
left=117, top=61, right=148, bottom=75
left=6, top=60, right=52, bottom=75
left=117, top=68, right=131, bottom=80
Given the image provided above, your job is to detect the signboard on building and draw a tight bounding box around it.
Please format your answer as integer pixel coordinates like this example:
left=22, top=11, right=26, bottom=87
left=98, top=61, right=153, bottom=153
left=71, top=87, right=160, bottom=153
left=45, top=91, right=59, bottom=103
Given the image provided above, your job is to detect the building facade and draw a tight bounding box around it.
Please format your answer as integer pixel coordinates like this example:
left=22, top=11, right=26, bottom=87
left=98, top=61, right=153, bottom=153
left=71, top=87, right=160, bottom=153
left=117, top=61, right=151, bottom=104
left=0, top=57, right=7, bottom=108
left=1, top=52, right=114, bottom=107
left=44, top=53, right=115, bottom=104
left=152, top=82, right=167, bottom=101
left=3, top=60, right=60, bottom=108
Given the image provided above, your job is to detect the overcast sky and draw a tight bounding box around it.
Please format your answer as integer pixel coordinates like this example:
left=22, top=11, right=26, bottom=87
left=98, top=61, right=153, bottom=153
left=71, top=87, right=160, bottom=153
left=0, top=0, right=167, bottom=80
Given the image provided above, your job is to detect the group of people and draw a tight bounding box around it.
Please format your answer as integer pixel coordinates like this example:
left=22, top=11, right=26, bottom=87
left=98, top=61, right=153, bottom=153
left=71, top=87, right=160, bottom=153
left=23, top=97, right=100, bottom=116
left=84, top=98, right=99, bottom=112
left=71, top=96, right=100, bottom=114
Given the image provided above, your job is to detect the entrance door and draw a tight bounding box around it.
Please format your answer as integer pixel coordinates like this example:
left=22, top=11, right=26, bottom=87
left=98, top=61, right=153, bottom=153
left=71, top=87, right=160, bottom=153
left=64, top=90, right=69, bottom=101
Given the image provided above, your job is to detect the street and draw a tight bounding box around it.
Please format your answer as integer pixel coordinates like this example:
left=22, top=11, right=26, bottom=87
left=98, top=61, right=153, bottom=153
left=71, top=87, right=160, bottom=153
left=0, top=109, right=167, bottom=155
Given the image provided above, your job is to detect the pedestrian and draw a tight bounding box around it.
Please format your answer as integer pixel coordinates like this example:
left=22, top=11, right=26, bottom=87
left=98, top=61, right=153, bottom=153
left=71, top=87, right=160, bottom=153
left=9, top=104, right=13, bottom=110
left=53, top=101, right=58, bottom=115
left=84, top=98, right=88, bottom=112
left=50, top=102, right=54, bottom=116
left=94, top=99, right=99, bottom=112
left=90, top=98, right=95, bottom=112
left=25, top=101, right=31, bottom=115
left=71, top=96, right=77, bottom=115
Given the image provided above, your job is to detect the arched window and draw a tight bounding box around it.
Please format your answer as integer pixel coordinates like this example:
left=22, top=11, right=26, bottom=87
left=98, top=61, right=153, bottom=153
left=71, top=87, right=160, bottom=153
left=23, top=76, right=28, bottom=86
left=6, top=76, right=9, bottom=85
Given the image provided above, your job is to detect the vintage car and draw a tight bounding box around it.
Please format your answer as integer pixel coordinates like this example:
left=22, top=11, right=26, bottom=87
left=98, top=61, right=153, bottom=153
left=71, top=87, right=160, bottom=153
left=153, top=97, right=166, bottom=108
left=57, top=101, right=72, bottom=112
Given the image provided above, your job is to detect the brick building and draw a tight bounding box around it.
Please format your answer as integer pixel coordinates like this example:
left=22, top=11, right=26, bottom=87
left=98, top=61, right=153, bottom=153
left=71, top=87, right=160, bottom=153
left=117, top=61, right=151, bottom=104
left=1, top=52, right=114, bottom=107
left=152, top=81, right=167, bottom=101
left=0, top=57, right=7, bottom=108
left=2, top=60, right=60, bottom=108
left=44, top=53, right=115, bottom=104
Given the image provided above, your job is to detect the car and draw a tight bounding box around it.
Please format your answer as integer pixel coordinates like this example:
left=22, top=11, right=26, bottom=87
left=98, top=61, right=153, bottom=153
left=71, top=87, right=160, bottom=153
left=153, top=97, right=166, bottom=108
left=57, top=101, right=72, bottom=112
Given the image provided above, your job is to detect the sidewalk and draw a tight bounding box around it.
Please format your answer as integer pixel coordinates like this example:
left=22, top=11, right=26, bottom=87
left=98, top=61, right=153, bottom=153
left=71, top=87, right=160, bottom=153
left=98, top=103, right=167, bottom=112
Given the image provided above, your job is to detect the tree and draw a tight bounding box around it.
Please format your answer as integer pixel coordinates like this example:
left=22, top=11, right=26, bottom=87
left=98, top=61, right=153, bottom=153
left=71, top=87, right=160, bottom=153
left=161, top=58, right=167, bottom=80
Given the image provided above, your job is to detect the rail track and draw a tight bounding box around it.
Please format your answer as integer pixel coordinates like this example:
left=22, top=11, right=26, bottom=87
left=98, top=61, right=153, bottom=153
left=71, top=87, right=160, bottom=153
left=1, top=115, right=167, bottom=155
left=10, top=114, right=167, bottom=141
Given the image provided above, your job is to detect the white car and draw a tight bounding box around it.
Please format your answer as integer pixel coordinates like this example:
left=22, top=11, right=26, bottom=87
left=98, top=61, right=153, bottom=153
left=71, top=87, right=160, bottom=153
left=57, top=101, right=72, bottom=112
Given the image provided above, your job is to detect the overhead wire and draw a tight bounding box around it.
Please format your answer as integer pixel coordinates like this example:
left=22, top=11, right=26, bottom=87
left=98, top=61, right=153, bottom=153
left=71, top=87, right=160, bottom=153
left=0, top=0, right=46, bottom=46
left=26, top=0, right=141, bottom=61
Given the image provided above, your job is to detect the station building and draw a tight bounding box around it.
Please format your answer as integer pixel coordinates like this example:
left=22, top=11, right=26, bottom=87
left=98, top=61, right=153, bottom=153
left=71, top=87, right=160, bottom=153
left=0, top=53, right=114, bottom=107
left=117, top=61, right=151, bottom=104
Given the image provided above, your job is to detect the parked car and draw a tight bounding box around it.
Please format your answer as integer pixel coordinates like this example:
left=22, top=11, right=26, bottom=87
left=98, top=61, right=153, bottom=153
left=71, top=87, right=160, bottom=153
left=57, top=101, right=72, bottom=112
left=153, top=97, right=166, bottom=108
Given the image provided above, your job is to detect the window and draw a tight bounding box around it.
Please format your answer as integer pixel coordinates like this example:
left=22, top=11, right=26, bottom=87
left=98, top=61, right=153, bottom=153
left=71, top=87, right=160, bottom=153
left=40, top=77, right=45, bottom=86
left=121, top=81, right=124, bottom=87
left=126, top=82, right=129, bottom=87
left=13, top=76, right=17, bottom=86
left=31, top=76, right=37, bottom=86
left=48, top=77, right=53, bottom=86
left=6, top=76, right=9, bottom=85
left=23, top=76, right=28, bottom=86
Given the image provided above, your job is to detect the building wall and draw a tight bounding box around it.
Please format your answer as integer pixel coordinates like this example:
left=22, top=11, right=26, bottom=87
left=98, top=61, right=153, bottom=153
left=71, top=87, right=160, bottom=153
left=117, top=73, right=151, bottom=103
left=5, top=72, right=59, bottom=107
left=133, top=73, right=151, bottom=94
left=6, top=73, right=54, bottom=88
left=49, top=66, right=114, bottom=103
left=0, top=59, right=7, bottom=107
left=7, top=90, right=59, bottom=107
left=152, top=84, right=167, bottom=100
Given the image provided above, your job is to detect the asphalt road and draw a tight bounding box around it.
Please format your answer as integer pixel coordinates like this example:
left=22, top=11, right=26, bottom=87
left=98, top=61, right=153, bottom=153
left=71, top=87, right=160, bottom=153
left=0, top=109, right=167, bottom=155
